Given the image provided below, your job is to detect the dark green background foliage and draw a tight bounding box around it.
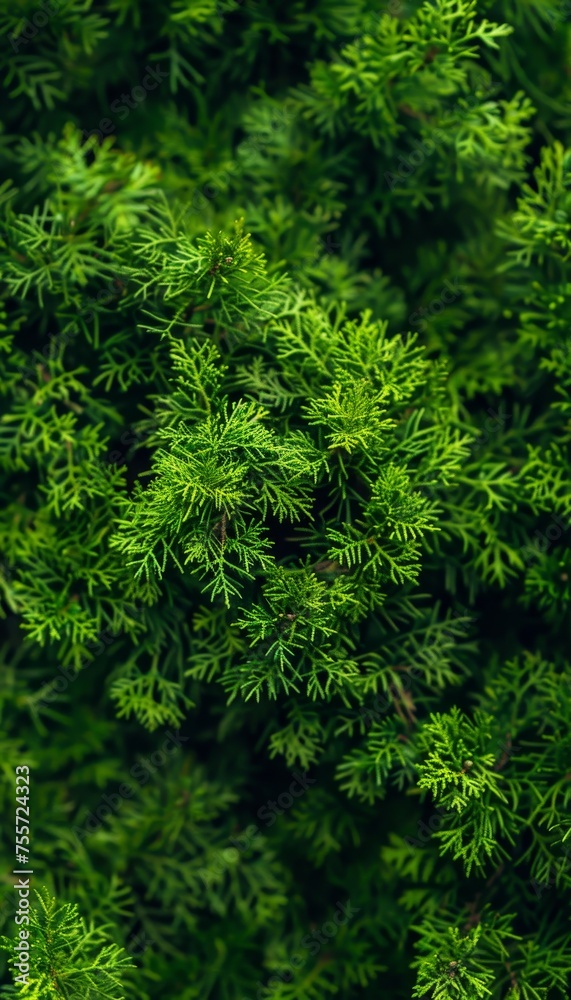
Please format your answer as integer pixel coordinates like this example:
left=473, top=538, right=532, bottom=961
left=1, top=0, right=571, bottom=997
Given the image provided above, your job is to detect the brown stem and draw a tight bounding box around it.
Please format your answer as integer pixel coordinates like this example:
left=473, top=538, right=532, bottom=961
left=397, top=103, right=429, bottom=121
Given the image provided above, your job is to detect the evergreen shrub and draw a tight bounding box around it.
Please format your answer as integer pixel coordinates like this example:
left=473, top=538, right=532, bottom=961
left=1, top=1, right=571, bottom=997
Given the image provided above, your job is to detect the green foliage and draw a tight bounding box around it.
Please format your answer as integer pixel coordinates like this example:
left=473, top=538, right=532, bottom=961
left=1, top=0, right=571, bottom=998
left=0, top=887, right=134, bottom=999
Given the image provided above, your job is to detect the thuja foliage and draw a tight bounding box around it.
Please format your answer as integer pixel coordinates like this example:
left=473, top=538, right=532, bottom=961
left=0, top=887, right=134, bottom=1000
left=1, top=0, right=571, bottom=998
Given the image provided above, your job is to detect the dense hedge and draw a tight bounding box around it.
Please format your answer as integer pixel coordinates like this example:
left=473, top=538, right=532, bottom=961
left=1, top=1, right=571, bottom=998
